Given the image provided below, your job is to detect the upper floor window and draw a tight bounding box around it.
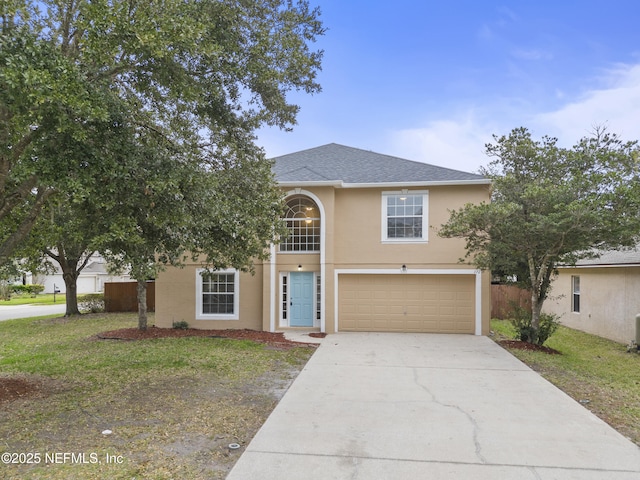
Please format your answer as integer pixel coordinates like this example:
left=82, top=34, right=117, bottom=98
left=280, top=195, right=320, bottom=252
left=382, top=191, right=428, bottom=242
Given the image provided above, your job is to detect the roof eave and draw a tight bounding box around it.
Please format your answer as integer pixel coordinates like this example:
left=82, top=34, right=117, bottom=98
left=278, top=180, right=344, bottom=188
left=277, top=179, right=491, bottom=188
left=559, top=263, right=640, bottom=269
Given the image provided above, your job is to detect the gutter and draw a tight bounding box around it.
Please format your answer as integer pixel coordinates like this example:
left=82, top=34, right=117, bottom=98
left=277, top=179, right=491, bottom=188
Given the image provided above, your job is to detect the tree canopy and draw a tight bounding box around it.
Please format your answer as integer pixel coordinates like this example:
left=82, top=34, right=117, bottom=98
left=440, top=127, right=640, bottom=344
left=2, top=0, right=324, bottom=327
left=1, top=0, right=324, bottom=262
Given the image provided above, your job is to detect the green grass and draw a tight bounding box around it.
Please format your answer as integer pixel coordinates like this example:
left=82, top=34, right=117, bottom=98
left=492, top=318, right=640, bottom=445
left=0, top=313, right=315, bottom=479
left=0, top=293, right=66, bottom=306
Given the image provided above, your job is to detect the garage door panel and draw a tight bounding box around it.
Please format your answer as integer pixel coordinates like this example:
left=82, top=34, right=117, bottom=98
left=339, top=274, right=474, bottom=334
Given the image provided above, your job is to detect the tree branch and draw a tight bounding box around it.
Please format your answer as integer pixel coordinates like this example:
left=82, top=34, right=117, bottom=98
left=0, top=186, right=55, bottom=262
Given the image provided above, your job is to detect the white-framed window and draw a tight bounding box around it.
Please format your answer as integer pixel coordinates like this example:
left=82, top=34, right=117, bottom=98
left=280, top=195, right=321, bottom=252
left=381, top=191, right=428, bottom=242
left=196, top=269, right=239, bottom=320
left=571, top=275, right=580, bottom=313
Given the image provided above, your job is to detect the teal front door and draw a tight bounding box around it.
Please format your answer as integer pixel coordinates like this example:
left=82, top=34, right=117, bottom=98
left=290, top=272, right=314, bottom=327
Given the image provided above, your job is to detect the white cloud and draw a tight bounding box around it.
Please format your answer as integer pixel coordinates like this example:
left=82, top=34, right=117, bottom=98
left=389, top=115, right=497, bottom=174
left=390, top=63, right=640, bottom=175
left=532, top=64, right=640, bottom=145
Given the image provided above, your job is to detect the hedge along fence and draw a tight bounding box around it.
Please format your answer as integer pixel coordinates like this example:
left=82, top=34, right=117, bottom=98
left=104, top=281, right=155, bottom=312
left=491, top=284, right=531, bottom=319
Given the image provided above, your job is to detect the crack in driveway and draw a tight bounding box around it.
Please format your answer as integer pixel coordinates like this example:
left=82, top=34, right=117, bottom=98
left=412, top=367, right=487, bottom=464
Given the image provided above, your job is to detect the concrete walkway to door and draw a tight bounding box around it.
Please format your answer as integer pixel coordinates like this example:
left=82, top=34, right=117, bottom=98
left=227, top=333, right=640, bottom=479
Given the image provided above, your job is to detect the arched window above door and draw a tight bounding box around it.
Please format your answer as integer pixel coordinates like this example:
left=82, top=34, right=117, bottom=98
left=280, top=195, right=320, bottom=252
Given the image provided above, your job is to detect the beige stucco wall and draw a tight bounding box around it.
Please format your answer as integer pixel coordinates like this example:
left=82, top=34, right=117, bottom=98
left=155, top=182, right=491, bottom=334
left=333, top=185, right=487, bottom=268
left=543, top=266, right=640, bottom=344
left=155, top=263, right=264, bottom=330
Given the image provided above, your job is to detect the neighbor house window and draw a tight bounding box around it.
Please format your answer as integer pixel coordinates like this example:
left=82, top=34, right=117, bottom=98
left=196, top=269, right=239, bottom=320
left=280, top=195, right=321, bottom=252
left=571, top=275, right=580, bottom=313
left=382, top=191, right=428, bottom=242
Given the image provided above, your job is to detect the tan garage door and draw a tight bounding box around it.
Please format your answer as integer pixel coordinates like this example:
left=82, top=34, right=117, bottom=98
left=338, top=274, right=475, bottom=333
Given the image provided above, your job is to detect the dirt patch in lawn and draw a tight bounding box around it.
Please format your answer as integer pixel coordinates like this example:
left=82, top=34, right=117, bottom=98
left=95, top=326, right=318, bottom=350
left=0, top=375, right=66, bottom=405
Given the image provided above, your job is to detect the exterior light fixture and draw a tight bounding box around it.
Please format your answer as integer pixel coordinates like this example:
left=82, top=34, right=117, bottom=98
left=298, top=264, right=302, bottom=271
left=401, top=264, right=407, bottom=273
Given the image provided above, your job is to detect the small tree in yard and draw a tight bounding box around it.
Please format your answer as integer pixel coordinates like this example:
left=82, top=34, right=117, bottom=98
left=100, top=128, right=286, bottom=331
left=440, top=127, right=640, bottom=345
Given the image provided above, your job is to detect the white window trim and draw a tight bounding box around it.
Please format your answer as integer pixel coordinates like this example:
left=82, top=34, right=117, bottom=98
left=279, top=195, right=321, bottom=253
left=279, top=272, right=288, bottom=327
left=571, top=275, right=580, bottom=314
left=381, top=190, right=429, bottom=243
left=196, top=268, right=240, bottom=320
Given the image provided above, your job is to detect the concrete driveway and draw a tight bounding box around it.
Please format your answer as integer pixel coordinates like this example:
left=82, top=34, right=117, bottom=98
left=227, top=333, right=640, bottom=479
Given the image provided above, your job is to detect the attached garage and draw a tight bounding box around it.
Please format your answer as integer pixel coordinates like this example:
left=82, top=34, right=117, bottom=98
left=337, top=272, right=477, bottom=334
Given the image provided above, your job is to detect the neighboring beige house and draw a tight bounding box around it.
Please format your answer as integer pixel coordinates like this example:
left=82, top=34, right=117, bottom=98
left=155, top=144, right=492, bottom=335
left=544, top=247, right=640, bottom=344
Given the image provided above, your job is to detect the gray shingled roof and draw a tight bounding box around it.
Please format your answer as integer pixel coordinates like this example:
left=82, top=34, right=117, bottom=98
left=575, top=246, right=640, bottom=266
left=272, top=143, right=487, bottom=185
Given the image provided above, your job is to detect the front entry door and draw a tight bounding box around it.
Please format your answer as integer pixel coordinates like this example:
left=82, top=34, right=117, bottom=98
left=290, top=272, right=314, bottom=327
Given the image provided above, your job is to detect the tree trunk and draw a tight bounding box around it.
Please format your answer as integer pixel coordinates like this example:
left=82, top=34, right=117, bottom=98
left=45, top=247, right=94, bottom=317
left=61, top=264, right=80, bottom=316
left=137, top=279, right=148, bottom=330
left=530, top=294, right=544, bottom=344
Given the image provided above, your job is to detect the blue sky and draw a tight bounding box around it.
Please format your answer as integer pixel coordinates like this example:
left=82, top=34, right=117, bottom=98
left=257, top=0, right=640, bottom=173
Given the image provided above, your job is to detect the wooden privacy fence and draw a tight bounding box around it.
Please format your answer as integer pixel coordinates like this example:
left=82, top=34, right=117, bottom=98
left=104, top=281, right=155, bottom=312
left=491, top=284, right=531, bottom=319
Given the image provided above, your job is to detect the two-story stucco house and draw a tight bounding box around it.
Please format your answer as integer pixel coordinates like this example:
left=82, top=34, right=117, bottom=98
left=155, top=144, right=492, bottom=335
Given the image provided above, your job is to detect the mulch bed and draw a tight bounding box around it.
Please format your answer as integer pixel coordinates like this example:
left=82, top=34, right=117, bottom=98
left=95, top=326, right=319, bottom=349
left=498, top=339, right=561, bottom=355
left=308, top=332, right=327, bottom=338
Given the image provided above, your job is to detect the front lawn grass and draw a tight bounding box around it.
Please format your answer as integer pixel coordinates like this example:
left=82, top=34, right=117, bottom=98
left=0, top=313, right=315, bottom=479
left=0, top=293, right=66, bottom=306
left=492, top=319, right=640, bottom=446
